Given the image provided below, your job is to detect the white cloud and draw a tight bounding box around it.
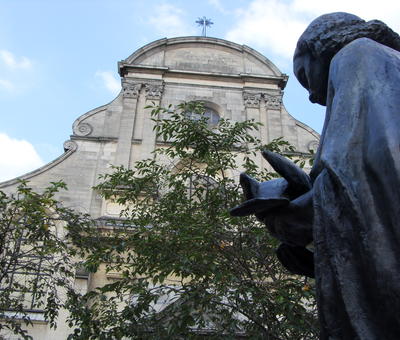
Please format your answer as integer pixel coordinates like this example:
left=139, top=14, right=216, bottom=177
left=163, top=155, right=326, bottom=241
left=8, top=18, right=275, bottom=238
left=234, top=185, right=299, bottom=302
left=95, top=71, right=121, bottom=96
left=148, top=4, right=195, bottom=37
left=0, top=79, right=14, bottom=91
left=0, top=50, right=33, bottom=93
left=0, top=50, right=32, bottom=69
left=226, top=0, right=400, bottom=60
left=208, top=0, right=228, bottom=14
left=226, top=0, right=308, bottom=59
left=0, top=133, right=44, bottom=182
left=292, top=0, right=400, bottom=30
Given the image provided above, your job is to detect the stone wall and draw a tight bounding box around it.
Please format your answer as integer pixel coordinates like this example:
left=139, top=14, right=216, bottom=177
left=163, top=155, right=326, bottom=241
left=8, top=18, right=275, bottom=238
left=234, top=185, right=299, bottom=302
left=0, top=36, right=319, bottom=339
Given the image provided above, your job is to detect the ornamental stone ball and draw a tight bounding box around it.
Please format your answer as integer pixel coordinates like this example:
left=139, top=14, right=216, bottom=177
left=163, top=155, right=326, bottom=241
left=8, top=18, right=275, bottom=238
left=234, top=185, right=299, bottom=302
left=231, top=12, right=400, bottom=339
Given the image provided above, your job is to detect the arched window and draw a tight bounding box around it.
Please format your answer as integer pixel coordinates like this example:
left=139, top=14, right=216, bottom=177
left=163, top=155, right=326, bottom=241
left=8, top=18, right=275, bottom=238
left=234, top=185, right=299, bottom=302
left=203, top=107, right=220, bottom=126
left=186, top=107, right=220, bottom=126
left=186, top=174, right=218, bottom=200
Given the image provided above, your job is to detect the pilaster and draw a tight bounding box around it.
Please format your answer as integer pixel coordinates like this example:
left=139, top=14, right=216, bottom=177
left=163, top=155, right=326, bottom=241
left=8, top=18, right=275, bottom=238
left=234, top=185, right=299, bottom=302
left=264, top=92, right=284, bottom=143
left=243, top=91, right=263, bottom=167
left=140, top=81, right=165, bottom=160
left=114, top=80, right=141, bottom=167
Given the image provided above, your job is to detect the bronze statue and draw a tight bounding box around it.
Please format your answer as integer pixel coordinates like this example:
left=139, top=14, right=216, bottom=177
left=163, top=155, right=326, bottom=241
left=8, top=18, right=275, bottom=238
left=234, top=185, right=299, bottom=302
left=231, top=12, right=400, bottom=339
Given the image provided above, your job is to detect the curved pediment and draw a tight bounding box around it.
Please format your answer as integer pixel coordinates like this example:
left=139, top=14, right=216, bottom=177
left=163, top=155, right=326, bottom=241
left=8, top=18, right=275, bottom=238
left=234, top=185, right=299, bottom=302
left=119, top=37, right=283, bottom=77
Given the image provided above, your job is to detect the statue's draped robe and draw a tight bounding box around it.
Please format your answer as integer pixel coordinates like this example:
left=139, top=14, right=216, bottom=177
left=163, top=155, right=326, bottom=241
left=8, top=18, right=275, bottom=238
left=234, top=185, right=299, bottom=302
left=310, top=38, right=400, bottom=339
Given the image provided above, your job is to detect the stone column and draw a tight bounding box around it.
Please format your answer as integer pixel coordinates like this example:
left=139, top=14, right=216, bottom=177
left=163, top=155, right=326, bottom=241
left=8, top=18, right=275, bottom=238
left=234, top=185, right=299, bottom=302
left=114, top=80, right=141, bottom=167
left=273, top=93, right=297, bottom=147
left=259, top=93, right=269, bottom=146
left=141, top=82, right=164, bottom=159
left=243, top=91, right=263, bottom=167
left=264, top=92, right=284, bottom=143
left=262, top=93, right=283, bottom=168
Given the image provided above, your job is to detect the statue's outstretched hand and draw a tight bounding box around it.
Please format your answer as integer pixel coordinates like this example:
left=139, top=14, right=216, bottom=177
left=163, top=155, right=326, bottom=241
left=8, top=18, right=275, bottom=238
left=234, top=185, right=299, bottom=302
left=229, top=150, right=315, bottom=277
left=230, top=150, right=314, bottom=245
left=262, top=190, right=313, bottom=246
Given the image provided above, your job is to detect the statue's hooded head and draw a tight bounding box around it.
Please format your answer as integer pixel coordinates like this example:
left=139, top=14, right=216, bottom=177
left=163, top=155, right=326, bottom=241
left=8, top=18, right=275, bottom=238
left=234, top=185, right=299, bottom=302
left=293, top=12, right=400, bottom=106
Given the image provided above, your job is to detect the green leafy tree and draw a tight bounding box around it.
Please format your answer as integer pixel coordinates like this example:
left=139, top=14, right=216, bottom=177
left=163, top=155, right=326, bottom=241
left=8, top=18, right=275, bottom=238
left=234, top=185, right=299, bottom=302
left=0, top=181, right=93, bottom=339
left=67, top=102, right=318, bottom=339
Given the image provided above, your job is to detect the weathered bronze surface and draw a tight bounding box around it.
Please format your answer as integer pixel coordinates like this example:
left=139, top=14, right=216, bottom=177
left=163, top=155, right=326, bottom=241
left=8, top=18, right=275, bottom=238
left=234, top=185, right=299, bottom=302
left=231, top=12, right=400, bottom=339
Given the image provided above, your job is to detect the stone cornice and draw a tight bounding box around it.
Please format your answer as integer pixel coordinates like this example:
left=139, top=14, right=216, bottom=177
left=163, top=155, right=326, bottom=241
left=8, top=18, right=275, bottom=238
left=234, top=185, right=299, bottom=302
left=119, top=64, right=288, bottom=89
left=70, top=136, right=143, bottom=144
left=119, top=65, right=288, bottom=93
left=71, top=135, right=118, bottom=142
left=118, top=63, right=168, bottom=77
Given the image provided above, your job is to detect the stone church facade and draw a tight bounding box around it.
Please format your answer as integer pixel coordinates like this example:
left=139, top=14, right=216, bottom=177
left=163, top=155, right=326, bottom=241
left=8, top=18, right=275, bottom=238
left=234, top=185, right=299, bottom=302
left=0, top=37, right=319, bottom=339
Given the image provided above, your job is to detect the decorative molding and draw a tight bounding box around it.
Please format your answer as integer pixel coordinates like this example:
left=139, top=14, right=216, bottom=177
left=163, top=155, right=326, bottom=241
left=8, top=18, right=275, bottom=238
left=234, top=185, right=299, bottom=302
left=144, top=83, right=164, bottom=100
left=243, top=91, right=262, bottom=108
left=122, top=80, right=142, bottom=98
left=243, top=90, right=283, bottom=110
left=63, top=140, right=78, bottom=152
left=264, top=94, right=282, bottom=110
left=307, top=140, right=319, bottom=152
left=72, top=106, right=108, bottom=138
left=295, top=121, right=320, bottom=139
left=71, top=135, right=118, bottom=142
left=74, top=122, right=93, bottom=136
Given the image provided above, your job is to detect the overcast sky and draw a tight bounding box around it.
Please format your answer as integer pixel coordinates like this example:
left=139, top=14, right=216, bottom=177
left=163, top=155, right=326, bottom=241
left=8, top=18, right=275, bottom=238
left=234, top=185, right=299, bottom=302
left=1, top=0, right=400, bottom=182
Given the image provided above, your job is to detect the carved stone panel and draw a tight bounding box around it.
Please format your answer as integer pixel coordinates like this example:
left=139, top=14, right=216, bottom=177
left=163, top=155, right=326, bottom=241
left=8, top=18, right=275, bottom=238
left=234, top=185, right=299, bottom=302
left=74, top=122, right=93, bottom=136
left=243, top=91, right=262, bottom=108
left=307, top=140, right=319, bottom=152
left=264, top=94, right=282, bottom=110
left=122, top=80, right=142, bottom=98
left=144, top=83, right=164, bottom=100
left=63, top=140, right=78, bottom=152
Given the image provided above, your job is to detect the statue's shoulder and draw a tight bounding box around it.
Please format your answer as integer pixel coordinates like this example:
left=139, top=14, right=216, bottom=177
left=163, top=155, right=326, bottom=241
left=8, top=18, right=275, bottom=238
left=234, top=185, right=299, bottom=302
left=331, top=38, right=400, bottom=76
left=335, top=38, right=399, bottom=62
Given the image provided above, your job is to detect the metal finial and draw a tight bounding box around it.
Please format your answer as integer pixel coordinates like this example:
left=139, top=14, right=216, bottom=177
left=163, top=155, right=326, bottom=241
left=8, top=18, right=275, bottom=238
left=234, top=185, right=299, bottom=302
left=195, top=16, right=214, bottom=37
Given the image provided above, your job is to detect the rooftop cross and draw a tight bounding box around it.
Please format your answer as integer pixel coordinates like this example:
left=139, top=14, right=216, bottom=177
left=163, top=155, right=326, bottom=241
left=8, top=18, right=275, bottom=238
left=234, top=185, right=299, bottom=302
left=195, top=16, right=213, bottom=37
